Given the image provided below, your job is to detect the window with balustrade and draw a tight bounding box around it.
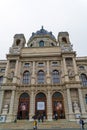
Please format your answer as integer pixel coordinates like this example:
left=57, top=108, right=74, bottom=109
left=52, top=70, right=60, bottom=84
left=37, top=70, right=45, bottom=84
left=80, top=73, right=87, bottom=86
left=22, top=71, right=30, bottom=84
left=0, top=76, right=3, bottom=85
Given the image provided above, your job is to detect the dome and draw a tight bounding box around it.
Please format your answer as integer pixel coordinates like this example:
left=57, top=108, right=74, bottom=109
left=29, top=26, right=56, bottom=41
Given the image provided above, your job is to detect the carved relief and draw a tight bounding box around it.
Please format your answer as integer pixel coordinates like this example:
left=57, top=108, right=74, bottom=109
left=68, top=69, right=74, bottom=78
left=73, top=101, right=80, bottom=113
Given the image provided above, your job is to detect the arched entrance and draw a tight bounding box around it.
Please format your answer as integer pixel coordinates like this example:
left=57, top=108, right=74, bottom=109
left=17, top=93, right=29, bottom=119
left=35, top=92, right=47, bottom=118
left=52, top=92, right=65, bottom=119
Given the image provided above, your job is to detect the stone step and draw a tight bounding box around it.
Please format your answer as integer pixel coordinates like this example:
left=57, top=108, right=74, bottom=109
left=0, top=119, right=86, bottom=129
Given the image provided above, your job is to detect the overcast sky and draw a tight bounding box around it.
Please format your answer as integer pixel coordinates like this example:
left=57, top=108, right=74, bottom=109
left=0, top=0, right=87, bottom=59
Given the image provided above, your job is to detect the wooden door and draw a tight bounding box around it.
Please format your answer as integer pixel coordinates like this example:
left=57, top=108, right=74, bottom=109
left=52, top=92, right=65, bottom=119
left=17, top=93, right=29, bottom=119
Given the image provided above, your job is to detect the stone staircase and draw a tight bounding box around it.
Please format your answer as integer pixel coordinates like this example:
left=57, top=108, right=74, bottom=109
left=0, top=119, right=87, bottom=129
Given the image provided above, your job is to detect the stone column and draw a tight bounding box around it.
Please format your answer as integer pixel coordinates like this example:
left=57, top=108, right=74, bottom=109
left=6, top=90, right=15, bottom=122
left=0, top=90, right=4, bottom=114
left=46, top=61, right=51, bottom=84
left=31, top=61, right=35, bottom=84
left=17, top=61, right=21, bottom=84
left=73, top=58, right=80, bottom=81
left=78, top=89, right=86, bottom=117
left=29, top=90, right=35, bottom=121
left=47, top=90, right=52, bottom=121
left=67, top=89, right=74, bottom=120
left=9, top=90, right=15, bottom=114
left=3, top=60, right=9, bottom=83
left=63, top=58, right=69, bottom=82
left=13, top=60, right=19, bottom=83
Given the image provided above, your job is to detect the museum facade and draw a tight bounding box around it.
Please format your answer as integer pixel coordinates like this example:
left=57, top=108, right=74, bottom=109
left=0, top=27, right=87, bottom=122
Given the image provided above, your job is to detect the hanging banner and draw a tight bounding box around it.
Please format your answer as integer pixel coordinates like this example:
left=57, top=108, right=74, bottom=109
left=37, top=102, right=45, bottom=110
left=0, top=116, right=6, bottom=122
left=56, top=102, right=62, bottom=110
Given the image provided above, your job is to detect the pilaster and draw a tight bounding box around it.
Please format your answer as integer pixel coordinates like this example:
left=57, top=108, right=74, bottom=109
left=67, top=88, right=74, bottom=120
left=78, top=88, right=87, bottom=117
left=46, top=61, right=51, bottom=84
left=6, top=90, right=15, bottom=122
left=0, top=90, right=4, bottom=114
left=63, top=58, right=69, bottom=82
left=47, top=90, right=52, bottom=121
left=73, top=58, right=80, bottom=81
left=29, top=90, right=35, bottom=121
left=31, top=61, right=36, bottom=85
left=3, top=60, right=9, bottom=83
left=13, top=60, right=19, bottom=83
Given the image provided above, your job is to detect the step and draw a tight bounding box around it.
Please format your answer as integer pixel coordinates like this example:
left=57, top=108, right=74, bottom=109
left=0, top=119, right=87, bottom=129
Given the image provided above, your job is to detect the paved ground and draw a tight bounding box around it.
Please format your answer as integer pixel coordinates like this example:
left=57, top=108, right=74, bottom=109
left=0, top=128, right=86, bottom=130
left=0, top=119, right=87, bottom=130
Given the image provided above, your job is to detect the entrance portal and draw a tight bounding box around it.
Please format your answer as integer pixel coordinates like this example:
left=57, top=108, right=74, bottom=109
left=17, top=93, right=29, bottom=119
left=35, top=92, right=47, bottom=119
left=52, top=92, right=65, bottom=119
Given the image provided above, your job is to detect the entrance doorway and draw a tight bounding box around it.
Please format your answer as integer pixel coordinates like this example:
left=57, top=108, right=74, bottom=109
left=35, top=92, right=47, bottom=119
left=17, top=93, right=29, bottom=119
left=52, top=92, right=65, bottom=119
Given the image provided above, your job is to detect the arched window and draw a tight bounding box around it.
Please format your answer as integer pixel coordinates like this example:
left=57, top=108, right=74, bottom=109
left=0, top=76, right=3, bottom=85
left=85, top=94, right=87, bottom=104
left=39, top=40, right=44, bottom=47
left=52, top=70, right=60, bottom=83
left=23, top=71, right=30, bottom=84
left=62, top=37, right=67, bottom=43
left=36, top=92, right=46, bottom=99
left=20, top=93, right=29, bottom=98
left=79, top=66, right=85, bottom=70
left=37, top=70, right=45, bottom=84
left=80, top=74, right=87, bottom=86
left=52, top=92, right=63, bottom=99
left=16, top=39, right=21, bottom=46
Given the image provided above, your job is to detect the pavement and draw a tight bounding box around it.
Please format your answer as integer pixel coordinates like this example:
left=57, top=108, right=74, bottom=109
left=0, top=129, right=86, bottom=130
left=0, top=128, right=87, bottom=130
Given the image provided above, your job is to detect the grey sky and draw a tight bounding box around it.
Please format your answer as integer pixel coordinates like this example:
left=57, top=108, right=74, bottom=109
left=0, top=0, right=87, bottom=59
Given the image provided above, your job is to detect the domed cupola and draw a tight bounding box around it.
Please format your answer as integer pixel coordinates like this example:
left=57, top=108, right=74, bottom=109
left=27, top=26, right=57, bottom=47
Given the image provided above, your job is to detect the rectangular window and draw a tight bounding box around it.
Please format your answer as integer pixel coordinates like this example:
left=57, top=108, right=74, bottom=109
left=24, top=63, right=30, bottom=67
left=0, top=68, right=5, bottom=72
left=52, top=62, right=58, bottom=66
left=38, top=63, right=44, bottom=66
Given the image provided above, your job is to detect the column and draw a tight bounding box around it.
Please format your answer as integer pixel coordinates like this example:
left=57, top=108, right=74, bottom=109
left=9, top=90, right=15, bottom=114
left=78, top=89, right=86, bottom=115
left=3, top=60, right=9, bottom=83
left=47, top=61, right=50, bottom=76
left=0, top=90, right=4, bottom=114
left=63, top=58, right=69, bottom=82
left=31, top=61, right=35, bottom=84
left=73, top=58, right=80, bottom=81
left=13, top=60, right=19, bottom=83
left=17, top=61, right=21, bottom=84
left=47, top=90, right=52, bottom=121
left=46, top=61, right=51, bottom=84
left=6, top=90, right=15, bottom=122
left=67, top=89, right=74, bottom=120
left=32, top=61, right=35, bottom=76
left=67, top=89, right=73, bottom=113
left=29, top=90, right=35, bottom=121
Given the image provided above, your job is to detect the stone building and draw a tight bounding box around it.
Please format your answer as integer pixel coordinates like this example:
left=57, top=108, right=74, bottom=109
left=0, top=27, right=87, bottom=122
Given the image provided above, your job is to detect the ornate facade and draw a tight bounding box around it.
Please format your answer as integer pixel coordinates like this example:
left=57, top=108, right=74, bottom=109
left=0, top=27, right=87, bottom=122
